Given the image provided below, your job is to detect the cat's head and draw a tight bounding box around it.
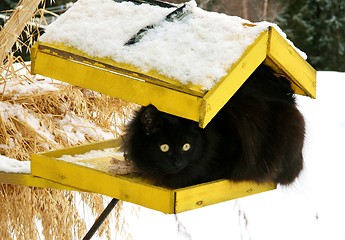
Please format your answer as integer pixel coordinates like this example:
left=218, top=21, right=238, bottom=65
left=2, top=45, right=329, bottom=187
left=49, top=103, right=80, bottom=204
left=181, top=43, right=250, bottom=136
left=124, top=105, right=209, bottom=186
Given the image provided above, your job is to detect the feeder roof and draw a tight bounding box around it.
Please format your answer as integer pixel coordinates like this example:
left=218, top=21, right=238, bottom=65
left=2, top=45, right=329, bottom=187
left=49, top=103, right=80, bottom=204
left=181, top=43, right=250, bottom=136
left=31, top=0, right=316, bottom=128
left=39, top=0, right=305, bottom=90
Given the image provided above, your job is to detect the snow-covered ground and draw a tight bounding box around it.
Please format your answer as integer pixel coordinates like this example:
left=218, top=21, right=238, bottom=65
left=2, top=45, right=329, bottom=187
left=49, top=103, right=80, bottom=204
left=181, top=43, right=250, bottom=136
left=114, top=71, right=345, bottom=240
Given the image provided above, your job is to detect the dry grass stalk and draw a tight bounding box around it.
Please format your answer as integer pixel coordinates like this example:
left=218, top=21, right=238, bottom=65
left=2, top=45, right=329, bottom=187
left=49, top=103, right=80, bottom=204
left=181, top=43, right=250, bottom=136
left=1, top=56, right=136, bottom=238
left=0, top=0, right=43, bottom=64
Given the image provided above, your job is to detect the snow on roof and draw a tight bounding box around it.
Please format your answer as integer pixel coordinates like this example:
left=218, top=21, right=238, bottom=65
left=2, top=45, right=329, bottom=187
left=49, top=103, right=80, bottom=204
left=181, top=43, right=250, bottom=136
left=39, top=0, right=279, bottom=90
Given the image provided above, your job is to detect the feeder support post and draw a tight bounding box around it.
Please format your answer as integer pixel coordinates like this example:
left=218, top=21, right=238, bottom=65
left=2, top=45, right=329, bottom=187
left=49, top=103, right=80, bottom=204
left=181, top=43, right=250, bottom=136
left=83, top=198, right=119, bottom=240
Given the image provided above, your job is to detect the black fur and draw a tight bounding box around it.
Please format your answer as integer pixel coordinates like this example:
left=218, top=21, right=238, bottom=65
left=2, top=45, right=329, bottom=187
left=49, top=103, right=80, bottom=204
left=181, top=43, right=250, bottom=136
left=123, top=65, right=305, bottom=188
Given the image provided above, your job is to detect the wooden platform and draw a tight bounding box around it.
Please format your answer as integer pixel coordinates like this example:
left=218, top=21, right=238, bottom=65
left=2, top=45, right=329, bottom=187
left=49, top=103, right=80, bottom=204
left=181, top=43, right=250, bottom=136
left=31, top=26, right=316, bottom=128
left=30, top=139, right=276, bottom=214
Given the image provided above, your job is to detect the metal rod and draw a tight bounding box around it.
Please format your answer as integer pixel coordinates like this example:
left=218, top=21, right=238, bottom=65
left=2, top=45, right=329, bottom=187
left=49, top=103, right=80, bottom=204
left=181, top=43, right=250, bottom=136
left=83, top=198, right=119, bottom=240
left=124, top=3, right=190, bottom=45
left=116, top=0, right=176, bottom=8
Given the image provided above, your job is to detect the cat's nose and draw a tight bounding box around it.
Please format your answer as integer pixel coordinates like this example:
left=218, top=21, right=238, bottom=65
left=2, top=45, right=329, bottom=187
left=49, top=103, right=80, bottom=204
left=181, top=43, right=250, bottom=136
left=174, top=160, right=183, bottom=168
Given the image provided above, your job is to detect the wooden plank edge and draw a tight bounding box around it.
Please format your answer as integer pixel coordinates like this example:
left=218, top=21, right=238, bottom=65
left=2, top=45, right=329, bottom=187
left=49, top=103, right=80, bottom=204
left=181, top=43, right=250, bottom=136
left=267, top=27, right=316, bottom=98
left=174, top=180, right=276, bottom=213
left=0, top=171, right=79, bottom=190
left=32, top=42, right=205, bottom=97
left=199, top=30, right=269, bottom=128
left=38, top=139, right=121, bottom=158
left=31, top=151, right=176, bottom=213
left=31, top=45, right=203, bottom=123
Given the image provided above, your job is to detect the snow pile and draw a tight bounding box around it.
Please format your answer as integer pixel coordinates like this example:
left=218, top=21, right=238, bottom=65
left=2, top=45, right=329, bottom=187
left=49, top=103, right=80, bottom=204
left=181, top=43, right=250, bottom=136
left=0, top=101, right=114, bottom=148
left=0, top=102, right=58, bottom=148
left=40, top=0, right=277, bottom=90
left=0, top=76, right=59, bottom=99
left=0, top=155, right=30, bottom=174
left=58, top=147, right=119, bottom=162
left=58, top=147, right=121, bottom=168
left=58, top=113, right=114, bottom=145
left=0, top=63, right=60, bottom=99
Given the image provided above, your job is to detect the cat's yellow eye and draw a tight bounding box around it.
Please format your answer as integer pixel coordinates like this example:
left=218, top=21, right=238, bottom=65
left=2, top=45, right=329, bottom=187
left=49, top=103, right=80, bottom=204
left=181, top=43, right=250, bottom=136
left=182, top=143, right=191, bottom=152
left=160, top=144, right=170, bottom=152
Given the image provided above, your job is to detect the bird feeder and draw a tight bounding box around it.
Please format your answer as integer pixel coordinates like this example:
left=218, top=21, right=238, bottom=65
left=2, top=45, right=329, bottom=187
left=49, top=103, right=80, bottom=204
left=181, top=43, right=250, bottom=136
left=27, top=0, right=315, bottom=214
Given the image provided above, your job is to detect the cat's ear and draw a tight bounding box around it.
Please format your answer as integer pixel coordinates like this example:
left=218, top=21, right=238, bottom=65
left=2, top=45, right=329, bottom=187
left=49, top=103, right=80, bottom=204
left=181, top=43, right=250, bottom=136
left=141, top=105, right=162, bottom=136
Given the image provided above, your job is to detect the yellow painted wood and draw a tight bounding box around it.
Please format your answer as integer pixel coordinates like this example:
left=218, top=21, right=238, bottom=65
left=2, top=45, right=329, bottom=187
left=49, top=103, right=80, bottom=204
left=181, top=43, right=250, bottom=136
left=200, top=30, right=269, bottom=127
left=30, top=139, right=277, bottom=213
left=41, top=138, right=122, bottom=158
left=32, top=154, right=175, bottom=213
left=31, top=26, right=316, bottom=128
left=34, top=42, right=206, bottom=96
left=267, top=27, right=316, bottom=98
left=0, top=171, right=77, bottom=190
left=31, top=43, right=203, bottom=123
left=31, top=139, right=175, bottom=213
left=175, top=180, right=276, bottom=213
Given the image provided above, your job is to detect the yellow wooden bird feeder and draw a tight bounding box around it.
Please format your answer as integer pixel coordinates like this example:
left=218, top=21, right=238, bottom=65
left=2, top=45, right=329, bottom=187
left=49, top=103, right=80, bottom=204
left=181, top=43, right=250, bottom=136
left=4, top=0, right=317, bottom=216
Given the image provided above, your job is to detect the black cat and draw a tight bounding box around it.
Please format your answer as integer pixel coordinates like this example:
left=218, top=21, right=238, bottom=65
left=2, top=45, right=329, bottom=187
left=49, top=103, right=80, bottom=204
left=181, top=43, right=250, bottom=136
left=123, top=65, right=305, bottom=188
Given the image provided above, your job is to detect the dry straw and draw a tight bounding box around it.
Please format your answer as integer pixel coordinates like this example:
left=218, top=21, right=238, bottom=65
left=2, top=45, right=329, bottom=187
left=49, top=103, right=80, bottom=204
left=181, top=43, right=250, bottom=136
left=1, top=0, right=136, bottom=238
left=0, top=0, right=43, bottom=64
left=0, top=56, right=136, bottom=239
